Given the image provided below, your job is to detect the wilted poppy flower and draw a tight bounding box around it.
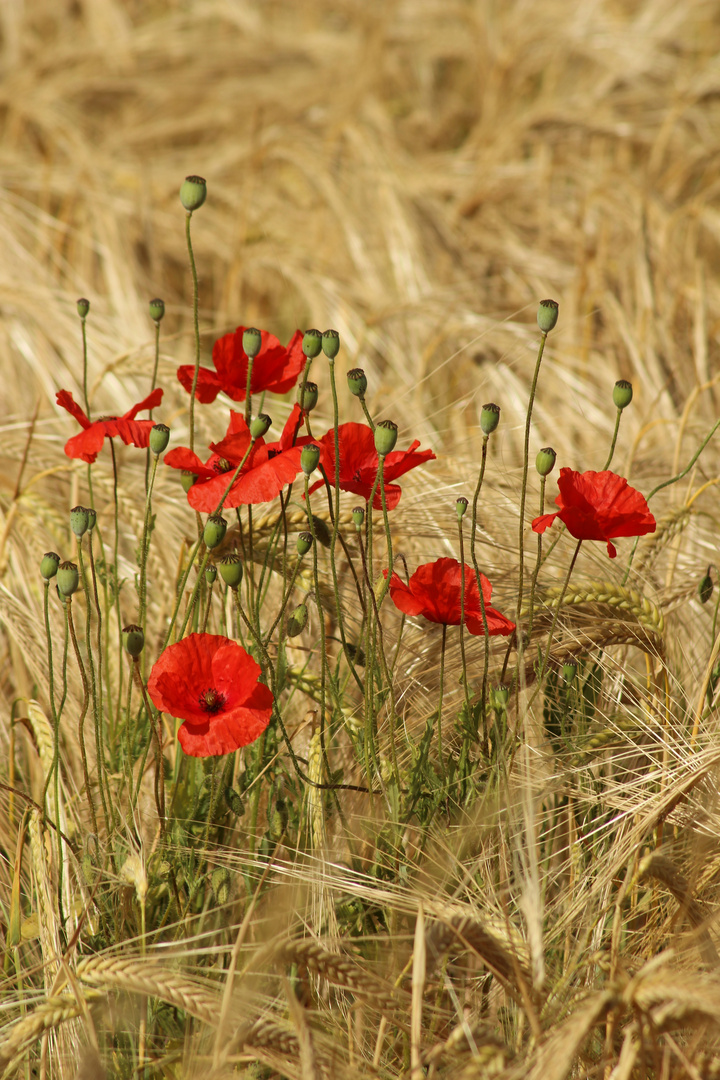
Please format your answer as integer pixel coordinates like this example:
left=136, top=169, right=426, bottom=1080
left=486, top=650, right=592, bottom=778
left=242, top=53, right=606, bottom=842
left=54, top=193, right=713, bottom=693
left=384, top=558, right=515, bottom=635
left=532, top=468, right=656, bottom=558
left=177, top=327, right=305, bottom=403
left=147, top=632, right=273, bottom=757
left=308, top=422, right=435, bottom=510
left=57, top=388, right=164, bottom=464
left=165, top=404, right=310, bottom=511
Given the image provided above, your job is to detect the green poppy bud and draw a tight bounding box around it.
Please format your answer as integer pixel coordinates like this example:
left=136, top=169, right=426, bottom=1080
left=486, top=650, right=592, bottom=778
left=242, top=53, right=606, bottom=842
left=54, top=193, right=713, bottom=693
left=242, top=327, right=262, bottom=359
left=203, top=514, right=227, bottom=550
left=218, top=553, right=244, bottom=590
left=301, top=444, right=321, bottom=476
left=211, top=866, right=231, bottom=906
left=562, top=661, right=577, bottom=683
left=297, top=531, right=313, bottom=556
left=149, top=423, right=170, bottom=455
left=180, top=175, right=207, bottom=212
left=699, top=567, right=714, bottom=605
left=302, top=329, right=323, bottom=359
left=76, top=298, right=90, bottom=319
left=57, top=561, right=79, bottom=597
left=180, top=471, right=197, bottom=493
left=535, top=447, right=557, bottom=477
left=205, top=564, right=217, bottom=585
left=480, top=403, right=500, bottom=436
left=286, top=602, right=308, bottom=637
left=86, top=507, right=97, bottom=531
left=345, top=642, right=366, bottom=666
left=347, top=368, right=367, bottom=398
left=224, top=785, right=245, bottom=816
left=613, top=379, right=633, bottom=410
left=297, top=381, right=318, bottom=412
left=321, top=329, right=340, bottom=359
left=374, top=419, right=398, bottom=456
left=352, top=506, right=364, bottom=531
left=494, top=684, right=510, bottom=707
left=456, top=496, right=468, bottom=521
left=40, top=552, right=60, bottom=580
left=70, top=506, right=89, bottom=538
left=149, top=298, right=165, bottom=323
left=311, top=515, right=331, bottom=547
left=537, top=299, right=559, bottom=334
left=122, top=624, right=145, bottom=658
left=249, top=413, right=272, bottom=439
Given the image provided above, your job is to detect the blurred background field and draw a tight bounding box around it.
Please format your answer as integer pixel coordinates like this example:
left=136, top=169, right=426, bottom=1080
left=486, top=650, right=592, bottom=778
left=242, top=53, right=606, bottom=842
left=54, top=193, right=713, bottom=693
left=2, top=0, right=720, bottom=1076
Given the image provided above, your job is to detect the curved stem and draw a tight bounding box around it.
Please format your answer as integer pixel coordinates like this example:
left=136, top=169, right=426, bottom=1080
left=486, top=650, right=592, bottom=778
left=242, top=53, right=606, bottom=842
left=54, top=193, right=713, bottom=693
left=515, top=332, right=548, bottom=646
left=437, top=623, right=447, bottom=780
left=185, top=211, right=201, bottom=453
left=67, top=598, right=98, bottom=838
left=602, top=408, right=623, bottom=471
left=469, top=435, right=492, bottom=734
left=530, top=539, right=583, bottom=708
left=81, top=317, right=90, bottom=420
left=526, top=474, right=546, bottom=639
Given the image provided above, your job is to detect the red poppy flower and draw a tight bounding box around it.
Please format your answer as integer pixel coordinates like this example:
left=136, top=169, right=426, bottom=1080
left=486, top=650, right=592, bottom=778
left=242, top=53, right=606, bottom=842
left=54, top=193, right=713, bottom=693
left=308, top=422, right=435, bottom=510
left=384, top=558, right=515, bottom=635
left=57, top=388, right=164, bottom=464
left=177, top=327, right=305, bottom=403
left=147, top=633, right=273, bottom=757
left=531, top=468, right=656, bottom=558
left=164, top=404, right=310, bottom=511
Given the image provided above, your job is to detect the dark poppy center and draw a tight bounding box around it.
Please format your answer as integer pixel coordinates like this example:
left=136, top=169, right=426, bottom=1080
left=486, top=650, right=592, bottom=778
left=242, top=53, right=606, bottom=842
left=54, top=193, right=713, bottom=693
left=97, top=415, right=119, bottom=422
left=213, top=458, right=233, bottom=473
left=353, top=468, right=363, bottom=482
left=199, top=687, right=226, bottom=713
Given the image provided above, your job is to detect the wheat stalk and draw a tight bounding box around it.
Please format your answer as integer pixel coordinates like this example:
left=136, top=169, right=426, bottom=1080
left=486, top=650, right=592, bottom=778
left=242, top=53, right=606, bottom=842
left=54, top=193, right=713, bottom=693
left=75, top=956, right=220, bottom=1026
left=528, top=580, right=664, bottom=634
left=0, top=996, right=84, bottom=1077
left=268, top=939, right=398, bottom=1014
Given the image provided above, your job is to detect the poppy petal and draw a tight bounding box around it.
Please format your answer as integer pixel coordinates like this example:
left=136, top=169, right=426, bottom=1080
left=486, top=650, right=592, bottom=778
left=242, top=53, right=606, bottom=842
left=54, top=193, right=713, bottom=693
left=177, top=364, right=224, bottom=403
left=56, top=390, right=91, bottom=429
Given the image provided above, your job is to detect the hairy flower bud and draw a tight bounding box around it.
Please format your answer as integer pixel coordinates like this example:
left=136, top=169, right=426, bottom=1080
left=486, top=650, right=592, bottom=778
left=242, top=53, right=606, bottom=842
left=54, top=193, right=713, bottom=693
left=57, top=561, right=79, bottom=597
left=480, top=403, right=500, bottom=436
left=374, top=419, right=398, bottom=456
left=149, top=298, right=165, bottom=323
left=286, top=602, right=308, bottom=637
left=149, top=423, right=170, bottom=455
left=302, top=329, right=323, bottom=359
left=494, top=684, right=510, bottom=707
left=40, top=552, right=60, bottom=580
left=301, top=444, right=320, bottom=476
left=211, top=866, right=231, bottom=906
left=242, top=327, right=262, bottom=359
left=249, top=413, right=272, bottom=439
left=203, top=514, right=227, bottom=550
left=537, top=298, right=559, bottom=333
left=562, top=661, right=578, bottom=683
left=218, top=553, right=244, bottom=590
left=613, top=379, right=633, bottom=410
left=76, top=298, right=90, bottom=319
left=699, top=567, right=714, bottom=605
left=535, top=447, right=557, bottom=477
left=122, top=624, right=145, bottom=658
left=321, top=329, right=340, bottom=359
left=179, top=175, right=207, bottom=212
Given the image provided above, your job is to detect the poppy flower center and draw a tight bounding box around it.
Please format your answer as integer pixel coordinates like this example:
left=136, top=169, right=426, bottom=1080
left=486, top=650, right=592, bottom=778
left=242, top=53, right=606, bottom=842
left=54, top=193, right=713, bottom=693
left=353, top=468, right=363, bottom=482
left=97, top=415, right=119, bottom=422
left=213, top=458, right=233, bottom=473
left=199, top=687, right=226, bottom=713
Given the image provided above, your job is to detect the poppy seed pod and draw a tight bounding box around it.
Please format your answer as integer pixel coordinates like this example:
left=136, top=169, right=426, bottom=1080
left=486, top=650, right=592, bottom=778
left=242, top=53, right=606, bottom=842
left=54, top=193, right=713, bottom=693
left=456, top=496, right=468, bottom=521
left=179, top=175, right=207, bottom=212
left=205, top=564, right=217, bottom=585
left=249, top=414, right=272, bottom=439
left=218, top=553, right=243, bottom=590
left=374, top=420, right=398, bottom=456
left=613, top=379, right=633, bottom=410
left=180, top=471, right=197, bottom=493
left=480, top=403, right=500, bottom=436
left=296, top=531, right=313, bottom=556
left=537, top=299, right=559, bottom=333
left=149, top=423, right=170, bottom=455
left=76, top=298, right=90, bottom=319
left=311, top=515, right=331, bottom=546
left=242, top=327, right=262, bottom=359
left=699, top=567, right=714, bottom=605
left=70, top=506, right=90, bottom=538
left=347, top=368, right=367, bottom=398
left=122, top=624, right=145, bottom=658
left=300, top=444, right=321, bottom=476
left=494, top=684, right=510, bottom=707
left=352, top=506, right=365, bottom=531
left=562, top=661, right=578, bottom=683
left=297, top=381, right=319, bottom=413
left=322, top=329, right=340, bottom=359
left=40, top=552, right=60, bottom=580
left=57, top=561, right=79, bottom=597
left=86, top=507, right=97, bottom=531
left=149, top=298, right=165, bottom=323
left=203, top=514, right=227, bottom=550
left=535, top=447, right=557, bottom=477
left=302, top=329, right=323, bottom=359
left=286, top=602, right=308, bottom=637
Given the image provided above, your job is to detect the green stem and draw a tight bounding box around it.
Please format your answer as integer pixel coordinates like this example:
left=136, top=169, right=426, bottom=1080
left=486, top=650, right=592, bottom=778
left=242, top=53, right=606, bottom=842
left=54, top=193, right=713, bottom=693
left=77, top=541, right=112, bottom=845
left=139, top=453, right=159, bottom=633
left=67, top=598, right=98, bottom=838
left=469, top=435, right=493, bottom=734
left=81, top=316, right=90, bottom=420
left=132, top=658, right=165, bottom=832
left=515, top=331, right=548, bottom=653
left=41, top=582, right=64, bottom=923
left=437, top=623, right=447, bottom=779
left=185, top=211, right=201, bottom=454
left=457, top=523, right=474, bottom=741
left=526, top=474, right=546, bottom=640
left=602, top=408, right=623, bottom=472
left=532, top=539, right=583, bottom=699
left=109, top=440, right=124, bottom=733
